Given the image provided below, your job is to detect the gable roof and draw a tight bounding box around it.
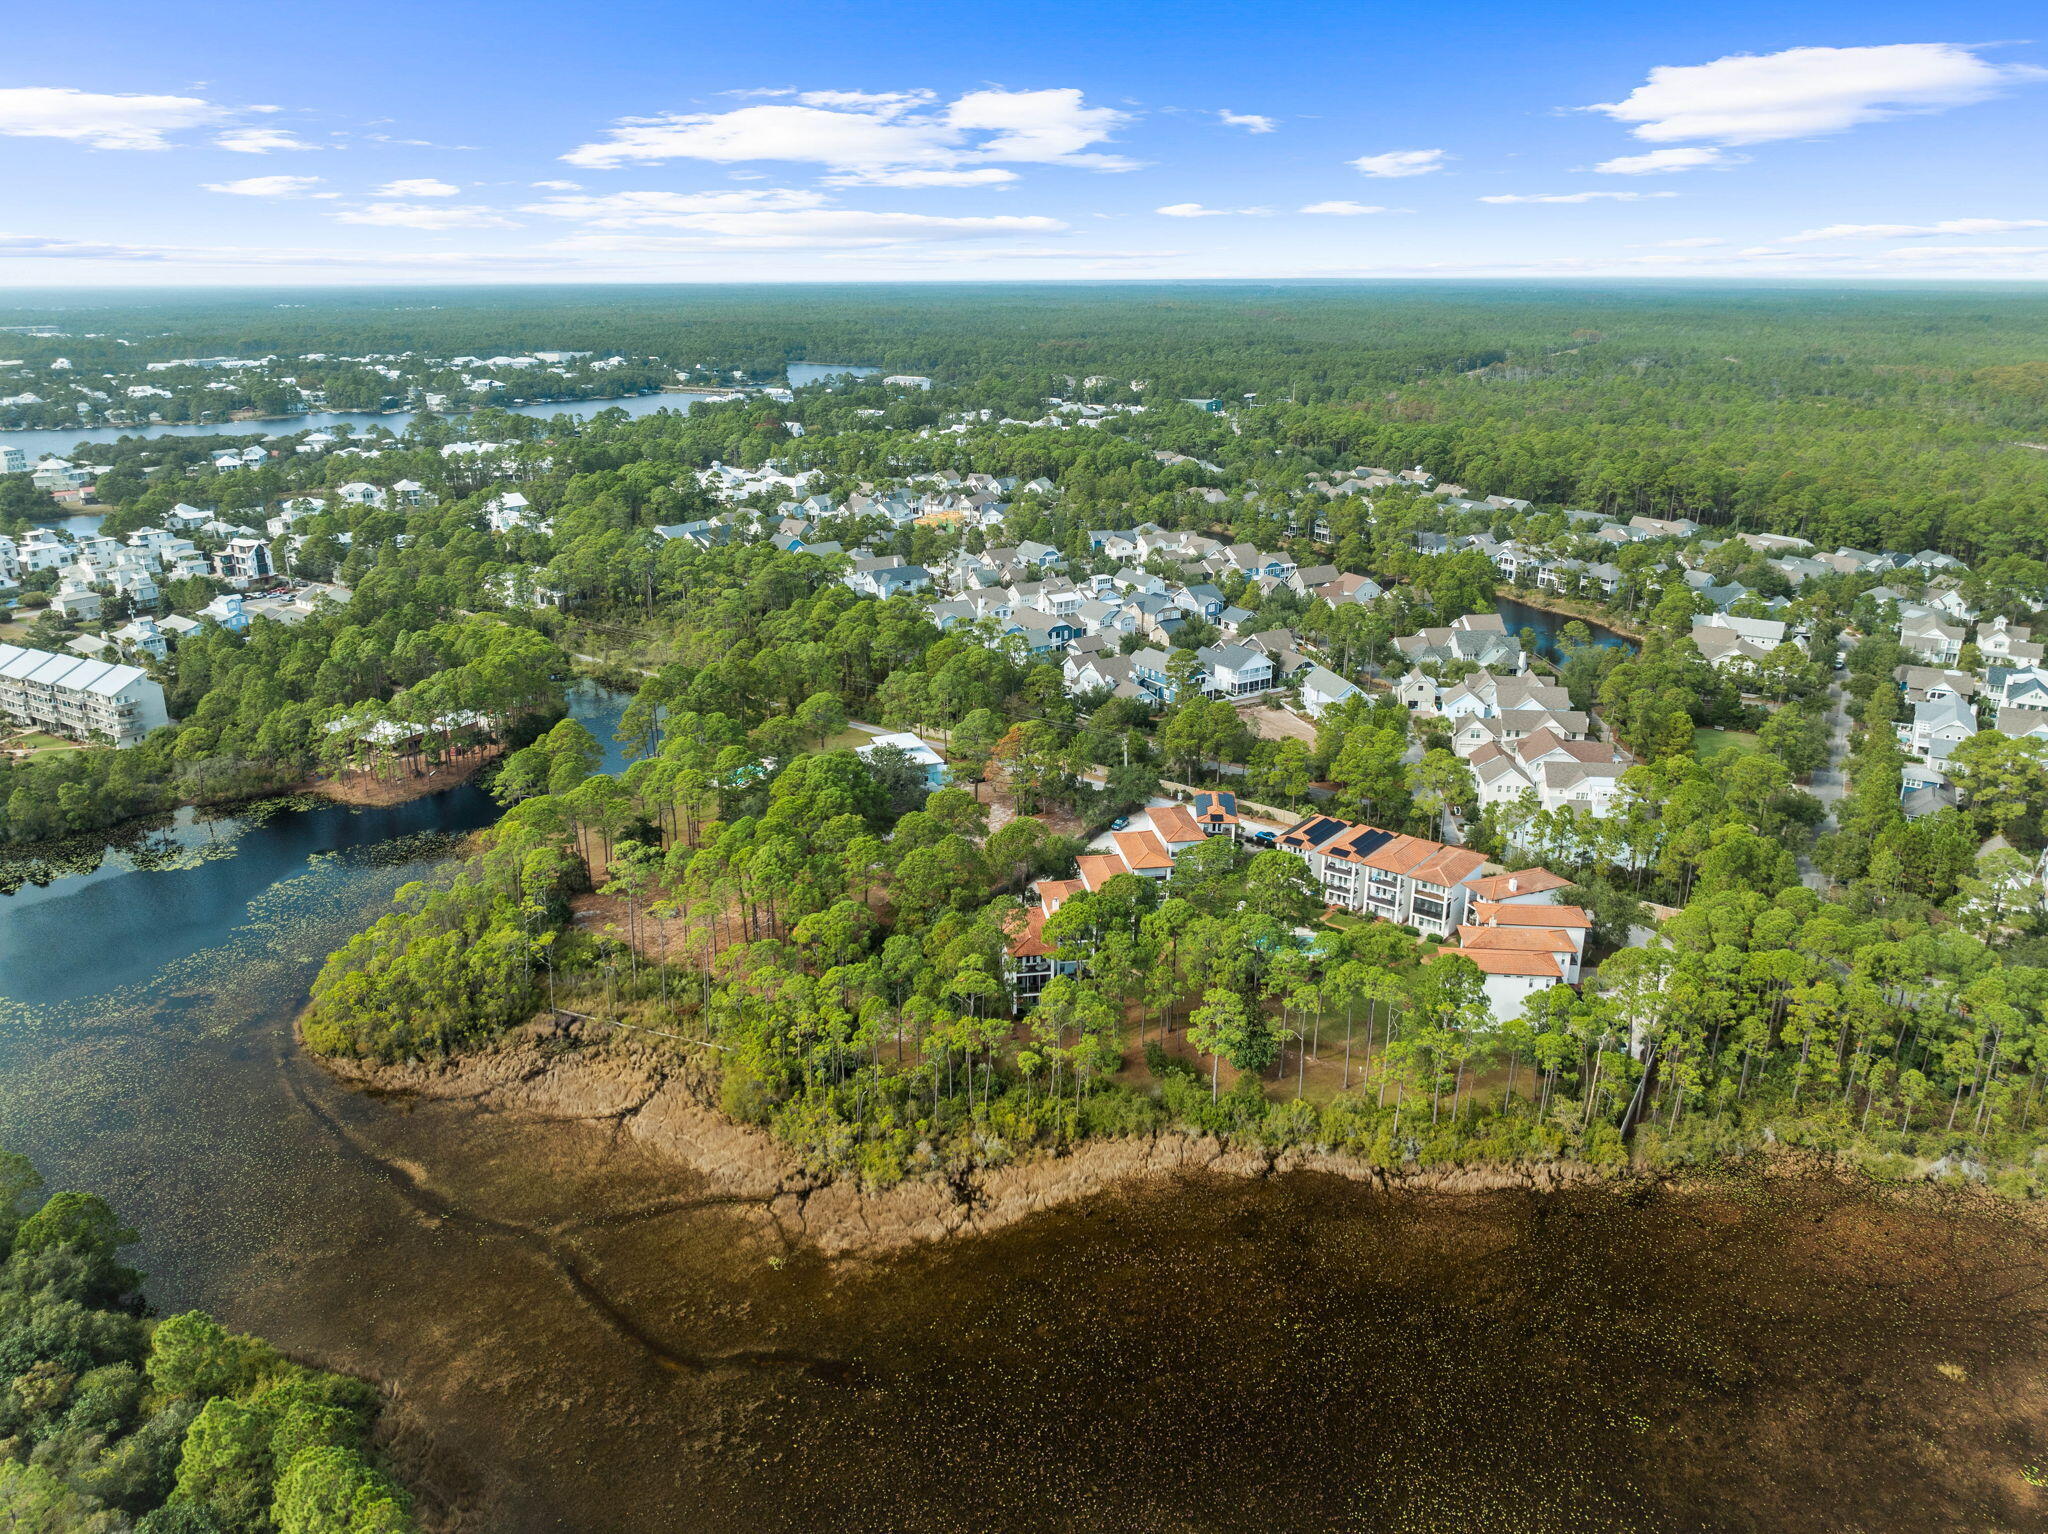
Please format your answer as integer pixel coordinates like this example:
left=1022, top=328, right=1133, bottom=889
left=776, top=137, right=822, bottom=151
left=1440, top=947, right=1563, bottom=979
left=1149, top=804, right=1207, bottom=845
left=1466, top=868, right=1571, bottom=902
left=1075, top=853, right=1126, bottom=892
left=1112, top=829, right=1173, bottom=871
left=1470, top=900, right=1592, bottom=929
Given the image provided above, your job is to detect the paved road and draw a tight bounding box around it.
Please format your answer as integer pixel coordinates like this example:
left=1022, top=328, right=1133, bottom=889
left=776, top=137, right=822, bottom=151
left=1798, top=677, right=1853, bottom=891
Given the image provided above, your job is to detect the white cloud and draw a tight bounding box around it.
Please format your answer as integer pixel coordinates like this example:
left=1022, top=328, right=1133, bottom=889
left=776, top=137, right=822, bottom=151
left=1480, top=191, right=1680, bottom=204
left=1631, top=236, right=1725, bottom=247
left=1585, top=43, right=2046, bottom=146
left=1217, top=109, right=1275, bottom=133
left=1299, top=201, right=1392, bottom=215
left=794, top=89, right=934, bottom=111
left=562, top=86, right=1133, bottom=173
left=374, top=178, right=461, bottom=197
left=1782, top=217, right=2048, bottom=242
left=941, top=87, right=1135, bottom=168
left=1351, top=148, right=1447, bottom=178
left=1592, top=146, right=1736, bottom=174
left=0, top=87, right=223, bottom=150
left=521, top=188, right=830, bottom=225
left=1155, top=203, right=1272, bottom=217
left=516, top=183, right=1063, bottom=249
left=214, top=126, right=319, bottom=153
left=822, top=167, right=1020, bottom=187
left=530, top=179, right=582, bottom=191
left=0, top=233, right=559, bottom=270
left=334, top=202, right=516, bottom=229
left=545, top=210, right=1065, bottom=252
left=203, top=175, right=324, bottom=197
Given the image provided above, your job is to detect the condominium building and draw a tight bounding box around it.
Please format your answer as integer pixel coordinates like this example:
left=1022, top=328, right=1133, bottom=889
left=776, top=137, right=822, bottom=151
left=0, top=642, right=170, bottom=747
left=1276, top=815, right=1488, bottom=938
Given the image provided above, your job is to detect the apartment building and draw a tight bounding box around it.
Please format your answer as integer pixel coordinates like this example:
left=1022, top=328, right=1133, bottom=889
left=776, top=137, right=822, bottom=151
left=1275, top=815, right=1487, bottom=937
left=0, top=642, right=170, bottom=747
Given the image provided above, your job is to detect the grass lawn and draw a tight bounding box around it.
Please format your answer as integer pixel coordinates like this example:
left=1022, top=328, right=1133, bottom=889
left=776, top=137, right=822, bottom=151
left=818, top=722, right=895, bottom=752
left=1693, top=728, right=1759, bottom=759
left=1, top=731, right=84, bottom=758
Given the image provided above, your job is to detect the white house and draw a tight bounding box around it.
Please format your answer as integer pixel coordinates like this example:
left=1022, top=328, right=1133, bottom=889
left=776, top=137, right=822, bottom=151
left=0, top=641, right=170, bottom=746
left=1299, top=664, right=1362, bottom=718
left=1899, top=696, right=1978, bottom=763
left=1195, top=643, right=1275, bottom=698
left=857, top=730, right=947, bottom=789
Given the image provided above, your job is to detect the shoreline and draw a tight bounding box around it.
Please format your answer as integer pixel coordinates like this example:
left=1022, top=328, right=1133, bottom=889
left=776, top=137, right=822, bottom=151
left=295, top=743, right=504, bottom=809
left=1495, top=582, right=1646, bottom=642
left=308, top=1018, right=1629, bottom=1261
left=0, top=391, right=671, bottom=438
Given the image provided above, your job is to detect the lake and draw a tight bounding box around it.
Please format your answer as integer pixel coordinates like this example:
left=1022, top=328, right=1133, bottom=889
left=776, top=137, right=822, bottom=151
left=1495, top=594, right=1638, bottom=660
left=0, top=389, right=693, bottom=460
left=786, top=362, right=878, bottom=387
left=2, top=688, right=2044, bottom=1529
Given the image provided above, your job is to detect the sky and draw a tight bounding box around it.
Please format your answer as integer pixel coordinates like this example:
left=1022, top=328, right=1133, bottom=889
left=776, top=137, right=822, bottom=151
left=2, top=0, right=2045, bottom=285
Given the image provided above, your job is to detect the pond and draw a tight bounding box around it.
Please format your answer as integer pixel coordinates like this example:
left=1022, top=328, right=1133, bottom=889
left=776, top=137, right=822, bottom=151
left=786, top=363, right=879, bottom=387
left=1495, top=594, right=1638, bottom=661
left=0, top=389, right=695, bottom=460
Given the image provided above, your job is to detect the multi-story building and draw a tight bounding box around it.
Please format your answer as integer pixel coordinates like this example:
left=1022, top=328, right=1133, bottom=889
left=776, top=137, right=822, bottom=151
left=1275, top=815, right=1488, bottom=938
left=15, top=529, right=73, bottom=573
left=211, top=538, right=274, bottom=585
left=0, top=642, right=170, bottom=746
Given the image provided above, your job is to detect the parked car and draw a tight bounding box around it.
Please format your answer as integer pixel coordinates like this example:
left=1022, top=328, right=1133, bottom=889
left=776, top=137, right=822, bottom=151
left=1110, top=815, right=1131, bottom=831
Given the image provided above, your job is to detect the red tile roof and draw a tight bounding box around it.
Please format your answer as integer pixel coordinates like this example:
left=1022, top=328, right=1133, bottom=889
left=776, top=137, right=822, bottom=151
left=1149, top=804, right=1207, bottom=845
left=1076, top=853, right=1125, bottom=892
left=1113, top=829, right=1174, bottom=871
left=1034, top=878, right=1087, bottom=915
left=1466, top=868, right=1571, bottom=902
left=1472, top=901, right=1591, bottom=930
left=1456, top=924, right=1577, bottom=955
left=1411, top=846, right=1488, bottom=887
left=1438, top=946, right=1563, bottom=978
left=1005, top=906, right=1054, bottom=958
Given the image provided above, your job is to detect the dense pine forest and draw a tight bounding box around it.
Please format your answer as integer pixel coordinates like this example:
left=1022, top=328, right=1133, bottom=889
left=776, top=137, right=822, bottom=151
left=6, top=283, right=2048, bottom=1201
left=0, top=1149, right=415, bottom=1532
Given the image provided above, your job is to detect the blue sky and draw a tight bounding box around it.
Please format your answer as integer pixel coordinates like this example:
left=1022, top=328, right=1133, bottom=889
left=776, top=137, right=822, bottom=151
left=2, top=0, right=2045, bottom=284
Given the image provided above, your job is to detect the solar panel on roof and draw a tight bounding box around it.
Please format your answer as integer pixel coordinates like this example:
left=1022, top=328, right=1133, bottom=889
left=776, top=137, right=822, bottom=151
left=1286, top=817, right=1346, bottom=848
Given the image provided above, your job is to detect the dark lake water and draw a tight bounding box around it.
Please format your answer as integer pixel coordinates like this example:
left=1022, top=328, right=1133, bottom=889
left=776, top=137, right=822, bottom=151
left=786, top=362, right=878, bottom=387
left=1495, top=594, right=1638, bottom=661
left=0, top=390, right=692, bottom=460
left=0, top=687, right=2043, bottom=1530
